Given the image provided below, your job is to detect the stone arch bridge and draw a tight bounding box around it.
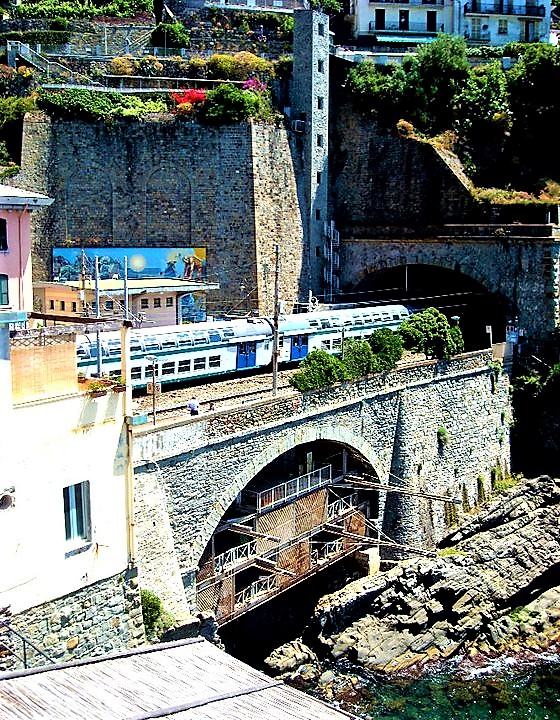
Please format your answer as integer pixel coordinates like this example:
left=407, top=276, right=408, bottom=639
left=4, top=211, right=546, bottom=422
left=132, top=351, right=510, bottom=621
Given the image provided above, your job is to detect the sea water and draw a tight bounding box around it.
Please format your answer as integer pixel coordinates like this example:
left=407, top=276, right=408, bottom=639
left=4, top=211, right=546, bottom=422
left=345, top=655, right=560, bottom=720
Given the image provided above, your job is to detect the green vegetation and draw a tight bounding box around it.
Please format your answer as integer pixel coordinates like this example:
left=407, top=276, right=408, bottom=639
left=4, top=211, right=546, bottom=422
left=398, top=307, right=464, bottom=360
left=36, top=88, right=168, bottom=120
left=140, top=588, right=175, bottom=640
left=437, top=426, right=450, bottom=446
left=509, top=606, right=533, bottom=624
left=151, top=22, right=191, bottom=50
left=197, top=83, right=268, bottom=124
left=289, top=349, right=348, bottom=392
left=346, top=36, right=560, bottom=194
left=444, top=497, right=459, bottom=528
left=477, top=475, right=487, bottom=505
left=491, top=466, right=522, bottom=495
left=437, top=547, right=466, bottom=557
left=309, top=0, right=342, bottom=14
left=11, top=0, right=151, bottom=19
left=0, top=30, right=71, bottom=46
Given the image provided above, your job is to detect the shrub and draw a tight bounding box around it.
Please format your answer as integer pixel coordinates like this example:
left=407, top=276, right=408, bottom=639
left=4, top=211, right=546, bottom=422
left=151, top=22, right=190, bottom=50
left=140, top=588, right=162, bottom=636
left=36, top=88, right=167, bottom=121
left=398, top=307, right=464, bottom=360
left=198, top=83, right=261, bottom=125
left=437, top=426, right=449, bottom=446
left=289, top=349, right=348, bottom=392
left=109, top=56, right=136, bottom=76
left=341, top=338, right=375, bottom=379
left=368, top=327, right=403, bottom=370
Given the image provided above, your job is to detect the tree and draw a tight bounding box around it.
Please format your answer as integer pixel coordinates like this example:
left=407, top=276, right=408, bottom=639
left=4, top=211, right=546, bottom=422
left=197, top=83, right=261, bottom=125
left=341, top=338, right=376, bottom=379
left=398, top=307, right=463, bottom=360
left=289, top=349, right=348, bottom=392
left=368, top=327, right=404, bottom=370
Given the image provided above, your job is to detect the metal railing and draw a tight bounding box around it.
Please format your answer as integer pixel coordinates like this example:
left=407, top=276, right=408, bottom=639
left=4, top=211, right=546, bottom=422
left=310, top=537, right=344, bottom=564
left=369, top=20, right=438, bottom=32
left=327, top=493, right=359, bottom=519
left=234, top=574, right=279, bottom=608
left=464, top=1, right=545, bottom=14
left=8, top=41, right=98, bottom=86
left=244, top=465, right=332, bottom=512
left=214, top=540, right=257, bottom=574
left=0, top=617, right=53, bottom=670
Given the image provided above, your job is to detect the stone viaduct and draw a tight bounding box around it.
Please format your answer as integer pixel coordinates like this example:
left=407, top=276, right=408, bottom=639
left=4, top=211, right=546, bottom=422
left=131, top=350, right=510, bottom=618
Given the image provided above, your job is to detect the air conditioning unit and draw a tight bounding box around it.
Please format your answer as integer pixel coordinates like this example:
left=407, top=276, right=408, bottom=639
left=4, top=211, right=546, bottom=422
left=291, top=119, right=305, bottom=133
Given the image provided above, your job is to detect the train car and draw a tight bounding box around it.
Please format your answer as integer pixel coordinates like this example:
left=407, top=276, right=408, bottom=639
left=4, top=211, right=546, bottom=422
left=76, top=304, right=410, bottom=389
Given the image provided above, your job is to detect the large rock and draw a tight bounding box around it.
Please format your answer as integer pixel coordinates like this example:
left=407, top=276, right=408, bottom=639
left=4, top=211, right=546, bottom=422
left=301, top=476, right=560, bottom=673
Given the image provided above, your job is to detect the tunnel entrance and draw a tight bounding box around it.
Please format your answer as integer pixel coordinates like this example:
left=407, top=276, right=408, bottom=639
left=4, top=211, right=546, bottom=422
left=195, top=442, right=380, bottom=628
left=341, top=264, right=512, bottom=350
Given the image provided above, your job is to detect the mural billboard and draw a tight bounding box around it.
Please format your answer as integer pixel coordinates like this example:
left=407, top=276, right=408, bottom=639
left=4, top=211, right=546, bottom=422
left=52, top=247, right=208, bottom=324
left=52, top=247, right=206, bottom=282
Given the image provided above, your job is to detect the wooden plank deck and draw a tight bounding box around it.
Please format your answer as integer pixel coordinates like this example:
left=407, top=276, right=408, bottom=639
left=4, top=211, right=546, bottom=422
left=0, top=638, right=358, bottom=719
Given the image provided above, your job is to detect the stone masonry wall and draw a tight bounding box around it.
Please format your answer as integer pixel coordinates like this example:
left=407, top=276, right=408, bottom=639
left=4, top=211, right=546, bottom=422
left=132, top=351, right=510, bottom=613
left=13, top=114, right=305, bottom=315
left=3, top=568, right=145, bottom=672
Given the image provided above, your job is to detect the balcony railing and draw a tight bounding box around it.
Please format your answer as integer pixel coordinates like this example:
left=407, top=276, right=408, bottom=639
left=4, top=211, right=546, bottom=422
left=214, top=540, right=257, bottom=575
left=235, top=575, right=279, bottom=608
left=310, top=537, right=344, bottom=564
left=368, top=20, right=439, bottom=32
left=327, top=493, right=360, bottom=519
left=369, top=0, right=444, bottom=5
left=464, top=1, right=545, bottom=15
left=243, top=465, right=332, bottom=513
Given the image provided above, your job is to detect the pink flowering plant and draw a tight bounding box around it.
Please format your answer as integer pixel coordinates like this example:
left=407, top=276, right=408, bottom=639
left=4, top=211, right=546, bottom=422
left=242, top=78, right=267, bottom=93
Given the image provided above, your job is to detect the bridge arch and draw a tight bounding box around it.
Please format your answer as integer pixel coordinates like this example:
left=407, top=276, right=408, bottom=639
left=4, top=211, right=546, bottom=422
left=197, top=422, right=387, bottom=565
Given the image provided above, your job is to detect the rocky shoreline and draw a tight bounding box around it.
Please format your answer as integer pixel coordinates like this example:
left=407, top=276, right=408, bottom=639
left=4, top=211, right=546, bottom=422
left=264, top=476, right=560, bottom=698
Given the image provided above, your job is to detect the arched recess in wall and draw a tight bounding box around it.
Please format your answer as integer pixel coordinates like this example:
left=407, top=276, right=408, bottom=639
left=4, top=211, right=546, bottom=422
left=65, top=170, right=113, bottom=244
left=344, top=263, right=512, bottom=348
left=145, top=169, right=191, bottom=244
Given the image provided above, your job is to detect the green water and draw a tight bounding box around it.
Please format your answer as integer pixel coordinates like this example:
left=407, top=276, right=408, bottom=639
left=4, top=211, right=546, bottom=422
left=352, top=658, right=560, bottom=720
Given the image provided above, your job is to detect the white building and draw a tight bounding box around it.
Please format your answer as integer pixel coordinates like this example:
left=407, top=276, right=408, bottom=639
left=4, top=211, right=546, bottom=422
left=352, top=0, right=550, bottom=46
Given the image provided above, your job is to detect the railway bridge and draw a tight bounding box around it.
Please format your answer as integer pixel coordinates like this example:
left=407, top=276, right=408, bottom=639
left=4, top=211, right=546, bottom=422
left=131, top=350, right=510, bottom=625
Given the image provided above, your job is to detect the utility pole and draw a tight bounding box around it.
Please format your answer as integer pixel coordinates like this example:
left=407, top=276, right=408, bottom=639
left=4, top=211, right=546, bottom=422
left=146, top=355, right=158, bottom=425
left=95, top=256, right=102, bottom=377
left=272, top=244, right=280, bottom=396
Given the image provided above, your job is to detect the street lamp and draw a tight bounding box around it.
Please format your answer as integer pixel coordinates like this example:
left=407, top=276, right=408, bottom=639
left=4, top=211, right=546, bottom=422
left=146, top=355, right=158, bottom=425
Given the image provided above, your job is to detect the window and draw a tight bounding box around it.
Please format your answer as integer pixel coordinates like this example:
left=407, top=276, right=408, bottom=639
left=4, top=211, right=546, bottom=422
left=209, top=355, right=221, bottom=368
left=317, top=171, right=322, bottom=185
left=193, top=357, right=206, bottom=370
left=317, top=96, right=324, bottom=111
left=318, top=22, right=325, bottom=36
left=60, top=300, right=66, bottom=311
left=162, top=361, right=175, bottom=375
left=315, top=209, right=322, bottom=220
left=0, top=274, right=7, bottom=305
left=166, top=297, right=173, bottom=307
left=140, top=298, right=149, bottom=309
left=105, top=300, right=114, bottom=310
left=131, top=366, right=142, bottom=380
left=63, top=481, right=91, bottom=546
left=318, top=59, right=324, bottom=73
left=154, top=298, right=161, bottom=308
left=0, top=219, right=6, bottom=252
left=498, top=18, right=508, bottom=33
left=178, top=359, right=191, bottom=373
left=317, top=134, right=324, bottom=147
left=49, top=299, right=55, bottom=310
left=72, top=302, right=77, bottom=312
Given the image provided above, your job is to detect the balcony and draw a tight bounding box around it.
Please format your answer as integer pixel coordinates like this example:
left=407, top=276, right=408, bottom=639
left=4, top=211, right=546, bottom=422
left=368, top=20, right=439, bottom=32
left=464, top=1, right=545, bottom=15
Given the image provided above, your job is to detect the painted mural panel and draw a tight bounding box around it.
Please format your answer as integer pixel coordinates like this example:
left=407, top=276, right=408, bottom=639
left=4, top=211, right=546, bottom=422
left=52, top=247, right=207, bottom=282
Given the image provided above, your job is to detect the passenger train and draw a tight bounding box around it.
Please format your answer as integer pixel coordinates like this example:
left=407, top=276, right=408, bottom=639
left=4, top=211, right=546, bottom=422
left=76, top=304, right=411, bottom=389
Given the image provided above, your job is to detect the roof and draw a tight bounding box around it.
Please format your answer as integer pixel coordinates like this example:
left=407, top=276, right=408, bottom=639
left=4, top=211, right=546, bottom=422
left=0, top=184, right=53, bottom=209
left=0, top=638, right=358, bottom=720
left=38, top=278, right=220, bottom=296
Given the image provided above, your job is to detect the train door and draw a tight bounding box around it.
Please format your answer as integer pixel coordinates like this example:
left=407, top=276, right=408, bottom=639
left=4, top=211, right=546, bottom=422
left=290, top=334, right=309, bottom=361
left=237, top=341, right=257, bottom=369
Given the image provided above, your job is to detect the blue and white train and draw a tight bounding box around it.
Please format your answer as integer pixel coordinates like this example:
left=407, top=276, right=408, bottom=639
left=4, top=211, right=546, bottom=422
left=76, top=304, right=410, bottom=389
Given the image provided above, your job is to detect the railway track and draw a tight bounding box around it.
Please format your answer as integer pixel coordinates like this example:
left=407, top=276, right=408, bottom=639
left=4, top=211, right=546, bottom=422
left=133, top=369, right=298, bottom=420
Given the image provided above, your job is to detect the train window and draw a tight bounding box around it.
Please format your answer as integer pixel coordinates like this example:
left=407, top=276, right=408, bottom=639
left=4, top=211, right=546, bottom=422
left=278, top=335, right=284, bottom=348
left=130, top=339, right=143, bottom=353
left=343, top=318, right=353, bottom=326
left=400, top=311, right=409, bottom=319
left=145, top=363, right=159, bottom=377
left=161, top=337, right=177, bottom=349
left=309, top=319, right=320, bottom=328
left=208, top=330, right=222, bottom=343
left=77, top=345, right=90, bottom=359
left=178, top=359, right=191, bottom=373
left=393, top=313, right=400, bottom=320
left=381, top=313, right=390, bottom=321
left=352, top=316, right=363, bottom=326
left=193, top=331, right=209, bottom=345
left=362, top=314, right=372, bottom=323
left=162, top=362, right=175, bottom=375
left=372, top=315, right=381, bottom=323
left=222, top=328, right=235, bottom=339
left=209, top=355, right=221, bottom=368
left=193, top=357, right=206, bottom=370
left=144, top=337, right=160, bottom=350
left=107, top=340, right=121, bottom=356
left=131, top=367, right=142, bottom=380
left=330, top=318, right=341, bottom=327
left=320, top=319, right=331, bottom=329
left=177, top=333, right=193, bottom=346
left=321, top=339, right=331, bottom=350
left=332, top=338, right=342, bottom=350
